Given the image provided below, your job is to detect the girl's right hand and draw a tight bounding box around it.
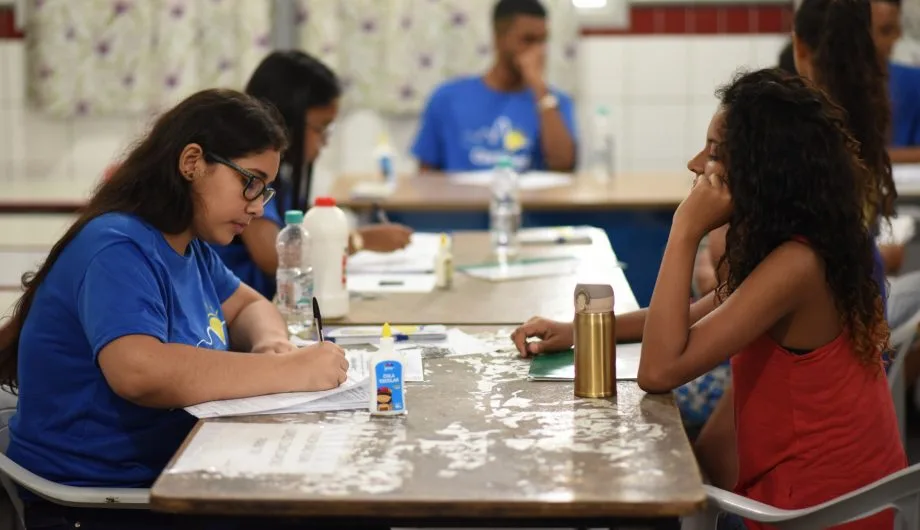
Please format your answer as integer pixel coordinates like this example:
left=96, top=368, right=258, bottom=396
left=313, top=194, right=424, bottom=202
left=282, top=342, right=349, bottom=391
left=510, top=317, right=574, bottom=357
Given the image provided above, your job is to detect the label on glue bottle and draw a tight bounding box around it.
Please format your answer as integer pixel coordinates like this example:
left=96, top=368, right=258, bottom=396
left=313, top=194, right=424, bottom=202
left=369, top=323, right=407, bottom=415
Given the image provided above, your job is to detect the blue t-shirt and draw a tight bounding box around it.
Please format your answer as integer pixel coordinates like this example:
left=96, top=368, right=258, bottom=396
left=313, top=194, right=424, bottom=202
left=7, top=213, right=241, bottom=488
left=890, top=62, right=920, bottom=148
left=411, top=76, right=578, bottom=172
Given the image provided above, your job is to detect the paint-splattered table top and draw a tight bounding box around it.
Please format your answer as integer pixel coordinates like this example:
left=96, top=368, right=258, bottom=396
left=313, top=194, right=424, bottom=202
left=151, top=328, right=705, bottom=520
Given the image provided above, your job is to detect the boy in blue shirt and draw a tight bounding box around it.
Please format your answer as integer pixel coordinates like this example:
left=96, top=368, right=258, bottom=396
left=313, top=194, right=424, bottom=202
left=411, top=0, right=578, bottom=173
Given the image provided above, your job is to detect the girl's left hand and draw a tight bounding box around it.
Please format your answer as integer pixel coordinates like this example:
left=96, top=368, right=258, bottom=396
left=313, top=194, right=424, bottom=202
left=674, top=172, right=732, bottom=240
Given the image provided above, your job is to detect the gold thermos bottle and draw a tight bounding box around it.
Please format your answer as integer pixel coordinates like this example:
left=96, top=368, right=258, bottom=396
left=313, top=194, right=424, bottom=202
left=573, top=283, right=616, bottom=398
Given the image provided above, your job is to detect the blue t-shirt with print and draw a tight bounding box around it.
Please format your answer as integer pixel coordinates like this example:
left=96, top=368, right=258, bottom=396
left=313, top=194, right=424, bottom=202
left=411, top=76, right=578, bottom=172
left=890, top=62, right=920, bottom=148
left=7, top=213, right=241, bottom=488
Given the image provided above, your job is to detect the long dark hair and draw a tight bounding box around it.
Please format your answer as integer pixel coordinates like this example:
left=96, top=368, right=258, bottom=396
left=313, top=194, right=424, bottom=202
left=245, top=50, right=341, bottom=215
left=0, top=89, right=288, bottom=391
left=795, top=0, right=896, bottom=219
left=716, top=69, right=888, bottom=367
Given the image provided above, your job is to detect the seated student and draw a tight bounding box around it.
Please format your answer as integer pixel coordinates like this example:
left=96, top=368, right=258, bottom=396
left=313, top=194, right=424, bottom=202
left=411, top=0, right=577, bottom=173
left=774, top=0, right=920, bottom=165
left=511, top=69, right=907, bottom=528
left=0, top=89, right=364, bottom=530
left=213, top=51, right=412, bottom=299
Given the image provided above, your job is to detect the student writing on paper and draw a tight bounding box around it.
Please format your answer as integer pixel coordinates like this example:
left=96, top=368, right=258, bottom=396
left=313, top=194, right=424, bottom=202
left=211, top=51, right=413, bottom=299
left=0, top=90, right=360, bottom=529
left=511, top=70, right=906, bottom=529
left=410, top=0, right=577, bottom=173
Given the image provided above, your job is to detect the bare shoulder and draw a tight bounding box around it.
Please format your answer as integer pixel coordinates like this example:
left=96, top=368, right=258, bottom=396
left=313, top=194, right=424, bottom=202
left=751, top=239, right=825, bottom=289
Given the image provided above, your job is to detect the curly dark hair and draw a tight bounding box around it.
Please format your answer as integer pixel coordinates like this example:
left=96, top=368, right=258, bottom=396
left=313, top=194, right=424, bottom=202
left=795, top=0, right=895, bottom=219
left=715, top=69, right=888, bottom=368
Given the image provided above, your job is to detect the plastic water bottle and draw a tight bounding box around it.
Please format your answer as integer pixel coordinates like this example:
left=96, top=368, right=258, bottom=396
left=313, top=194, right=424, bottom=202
left=490, top=156, right=521, bottom=256
left=276, top=210, right=313, bottom=334
left=588, top=105, right=615, bottom=183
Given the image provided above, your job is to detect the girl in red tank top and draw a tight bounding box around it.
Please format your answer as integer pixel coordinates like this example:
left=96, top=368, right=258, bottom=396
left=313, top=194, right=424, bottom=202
left=636, top=69, right=906, bottom=530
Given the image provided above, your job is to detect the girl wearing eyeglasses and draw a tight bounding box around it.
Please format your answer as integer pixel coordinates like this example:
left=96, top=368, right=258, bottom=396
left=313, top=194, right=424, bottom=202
left=212, top=50, right=414, bottom=300
left=0, top=89, right=373, bottom=529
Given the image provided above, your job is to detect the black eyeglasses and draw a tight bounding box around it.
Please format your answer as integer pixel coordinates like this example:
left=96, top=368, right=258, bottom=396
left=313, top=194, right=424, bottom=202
left=206, top=153, right=276, bottom=205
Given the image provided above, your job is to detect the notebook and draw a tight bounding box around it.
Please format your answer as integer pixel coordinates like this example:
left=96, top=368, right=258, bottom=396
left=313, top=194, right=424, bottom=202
left=527, top=343, right=642, bottom=381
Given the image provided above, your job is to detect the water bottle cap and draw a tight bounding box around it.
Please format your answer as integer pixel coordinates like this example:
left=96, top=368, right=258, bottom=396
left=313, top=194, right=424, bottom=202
left=595, top=105, right=610, bottom=116
left=284, top=210, right=304, bottom=224
left=495, top=156, right=513, bottom=169
left=314, top=197, right=337, bottom=207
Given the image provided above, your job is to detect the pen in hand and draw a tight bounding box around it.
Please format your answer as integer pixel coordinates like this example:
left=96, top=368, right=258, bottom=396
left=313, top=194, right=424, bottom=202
left=312, top=297, right=325, bottom=342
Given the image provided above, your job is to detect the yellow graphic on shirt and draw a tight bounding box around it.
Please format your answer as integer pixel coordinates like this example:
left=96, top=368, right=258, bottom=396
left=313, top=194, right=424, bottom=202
left=196, top=310, right=227, bottom=348
left=503, top=129, right=528, bottom=152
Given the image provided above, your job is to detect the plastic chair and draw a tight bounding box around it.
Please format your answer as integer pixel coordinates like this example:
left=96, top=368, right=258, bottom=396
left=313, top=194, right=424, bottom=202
left=681, top=310, right=920, bottom=529
left=682, top=474, right=920, bottom=530
left=0, top=423, right=149, bottom=530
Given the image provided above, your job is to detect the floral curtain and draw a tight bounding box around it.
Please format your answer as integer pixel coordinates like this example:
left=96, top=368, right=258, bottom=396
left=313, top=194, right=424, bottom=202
left=26, top=0, right=272, bottom=117
left=294, top=0, right=580, bottom=116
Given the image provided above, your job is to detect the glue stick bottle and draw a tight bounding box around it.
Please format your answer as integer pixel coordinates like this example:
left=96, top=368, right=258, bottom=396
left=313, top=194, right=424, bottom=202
left=369, top=323, right=406, bottom=416
left=434, top=233, right=453, bottom=290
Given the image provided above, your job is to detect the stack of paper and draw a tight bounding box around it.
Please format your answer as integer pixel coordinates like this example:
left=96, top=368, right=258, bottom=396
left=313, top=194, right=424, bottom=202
left=184, top=347, right=424, bottom=419
left=346, top=233, right=440, bottom=294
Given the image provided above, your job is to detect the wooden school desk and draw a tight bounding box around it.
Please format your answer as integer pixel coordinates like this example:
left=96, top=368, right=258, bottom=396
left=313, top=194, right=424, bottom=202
left=342, top=227, right=638, bottom=325
left=150, top=325, right=707, bottom=526
left=331, top=170, right=691, bottom=308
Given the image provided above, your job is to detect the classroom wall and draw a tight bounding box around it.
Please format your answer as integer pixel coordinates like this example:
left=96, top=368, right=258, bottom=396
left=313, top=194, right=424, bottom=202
left=0, top=34, right=788, bottom=204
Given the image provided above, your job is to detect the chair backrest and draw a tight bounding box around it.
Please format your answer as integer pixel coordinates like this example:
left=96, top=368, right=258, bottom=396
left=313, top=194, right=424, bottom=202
left=0, top=424, right=149, bottom=510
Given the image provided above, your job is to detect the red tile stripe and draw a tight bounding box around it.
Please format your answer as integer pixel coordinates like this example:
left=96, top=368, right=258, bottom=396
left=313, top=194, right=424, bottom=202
left=0, top=7, right=23, bottom=40
left=1, top=3, right=796, bottom=40
left=584, top=4, right=794, bottom=36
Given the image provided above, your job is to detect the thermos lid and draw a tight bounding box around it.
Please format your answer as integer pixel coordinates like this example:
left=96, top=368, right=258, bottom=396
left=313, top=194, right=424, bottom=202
left=574, top=284, right=614, bottom=314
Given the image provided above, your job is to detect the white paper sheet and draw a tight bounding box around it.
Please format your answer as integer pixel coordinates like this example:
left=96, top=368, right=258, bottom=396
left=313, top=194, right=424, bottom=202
left=347, top=232, right=441, bottom=274
left=443, top=328, right=491, bottom=356
left=346, top=348, right=424, bottom=382
left=460, top=257, right=578, bottom=281
left=894, top=164, right=920, bottom=184
left=447, top=170, right=573, bottom=190
left=169, top=422, right=354, bottom=476
left=183, top=345, right=425, bottom=418
left=518, top=226, right=593, bottom=246
left=347, top=273, right=436, bottom=293
left=184, top=377, right=367, bottom=419
left=616, top=343, right=642, bottom=381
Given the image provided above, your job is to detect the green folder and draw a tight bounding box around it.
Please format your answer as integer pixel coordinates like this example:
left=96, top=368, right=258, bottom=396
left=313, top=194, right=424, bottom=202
left=527, top=349, right=575, bottom=381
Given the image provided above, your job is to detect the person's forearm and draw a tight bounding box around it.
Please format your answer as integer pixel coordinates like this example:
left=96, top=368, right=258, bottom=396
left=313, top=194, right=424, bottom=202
left=534, top=85, right=575, bottom=171
left=889, top=146, right=920, bottom=164
left=102, top=340, right=295, bottom=409
left=639, top=229, right=700, bottom=392
left=229, top=299, right=289, bottom=352
left=616, top=309, right=647, bottom=342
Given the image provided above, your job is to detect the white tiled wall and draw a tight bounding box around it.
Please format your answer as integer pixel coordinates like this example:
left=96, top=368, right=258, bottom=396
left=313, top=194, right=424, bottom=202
left=0, top=34, right=787, bottom=202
